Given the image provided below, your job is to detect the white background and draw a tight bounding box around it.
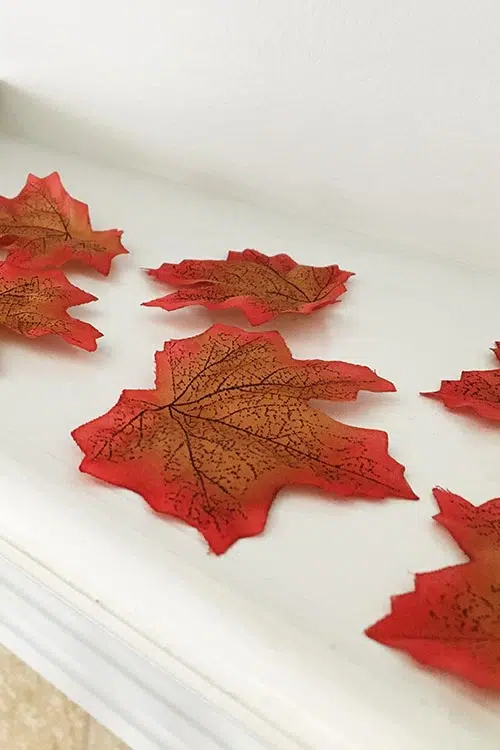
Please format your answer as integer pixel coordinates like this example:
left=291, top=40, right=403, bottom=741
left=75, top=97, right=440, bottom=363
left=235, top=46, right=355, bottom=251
left=1, top=0, right=500, bottom=269
left=2, top=2, right=500, bottom=747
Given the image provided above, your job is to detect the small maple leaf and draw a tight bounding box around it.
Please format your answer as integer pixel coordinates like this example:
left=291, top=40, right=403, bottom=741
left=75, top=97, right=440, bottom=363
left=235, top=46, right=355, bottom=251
left=366, top=488, right=500, bottom=690
left=72, top=324, right=416, bottom=554
left=492, top=342, right=500, bottom=361
left=0, top=262, right=102, bottom=351
left=143, top=248, right=353, bottom=324
left=0, top=172, right=128, bottom=274
left=422, top=344, right=500, bottom=420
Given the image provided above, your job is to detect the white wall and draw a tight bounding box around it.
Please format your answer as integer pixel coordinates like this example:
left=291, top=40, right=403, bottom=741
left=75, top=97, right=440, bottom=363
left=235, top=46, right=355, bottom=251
left=1, top=1, right=500, bottom=269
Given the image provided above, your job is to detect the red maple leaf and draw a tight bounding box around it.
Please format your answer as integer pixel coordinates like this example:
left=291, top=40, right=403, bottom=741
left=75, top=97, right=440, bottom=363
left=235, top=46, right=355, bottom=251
left=143, top=248, right=353, bottom=324
left=72, top=325, right=416, bottom=553
left=422, top=344, right=500, bottom=420
left=0, top=262, right=102, bottom=351
left=0, top=172, right=128, bottom=274
left=366, top=488, right=500, bottom=690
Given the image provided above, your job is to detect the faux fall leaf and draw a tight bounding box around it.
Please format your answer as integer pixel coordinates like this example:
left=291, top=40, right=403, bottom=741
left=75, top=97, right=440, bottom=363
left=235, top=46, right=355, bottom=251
left=72, top=325, right=415, bottom=553
left=0, top=172, right=127, bottom=274
left=0, top=262, right=102, bottom=351
left=366, top=488, right=500, bottom=690
left=422, top=344, right=500, bottom=420
left=143, top=249, right=353, bottom=325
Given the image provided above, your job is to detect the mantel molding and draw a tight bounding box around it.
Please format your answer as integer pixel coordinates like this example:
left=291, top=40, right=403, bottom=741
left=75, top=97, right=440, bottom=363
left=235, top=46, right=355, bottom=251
left=0, top=543, right=282, bottom=750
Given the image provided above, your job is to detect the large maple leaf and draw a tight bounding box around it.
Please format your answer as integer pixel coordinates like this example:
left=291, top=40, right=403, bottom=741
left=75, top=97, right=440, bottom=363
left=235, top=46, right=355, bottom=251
left=366, top=488, right=500, bottom=690
left=422, top=344, right=500, bottom=420
left=72, top=325, right=416, bottom=553
left=143, top=249, right=353, bottom=324
left=0, top=172, right=128, bottom=274
left=0, top=262, right=102, bottom=351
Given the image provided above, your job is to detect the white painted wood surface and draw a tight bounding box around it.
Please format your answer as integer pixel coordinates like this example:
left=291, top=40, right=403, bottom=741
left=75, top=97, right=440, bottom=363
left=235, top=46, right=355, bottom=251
left=1, top=136, right=500, bottom=749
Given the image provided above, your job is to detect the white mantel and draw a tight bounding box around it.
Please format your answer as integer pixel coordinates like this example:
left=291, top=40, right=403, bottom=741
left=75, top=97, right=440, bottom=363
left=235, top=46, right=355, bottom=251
left=1, top=135, right=500, bottom=748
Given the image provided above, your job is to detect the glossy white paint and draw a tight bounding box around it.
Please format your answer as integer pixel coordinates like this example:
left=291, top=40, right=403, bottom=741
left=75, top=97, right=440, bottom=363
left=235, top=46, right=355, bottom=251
left=1, top=135, right=500, bottom=748
left=1, top=1, right=500, bottom=269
